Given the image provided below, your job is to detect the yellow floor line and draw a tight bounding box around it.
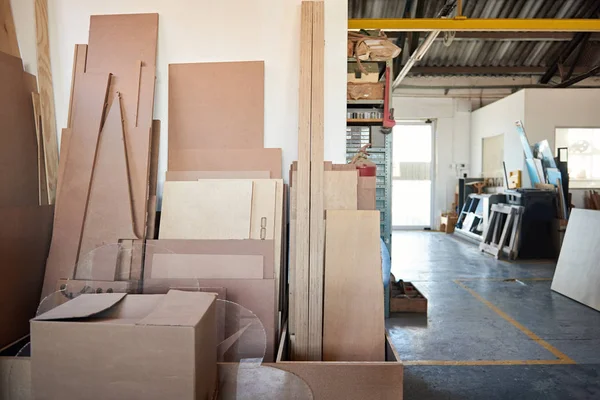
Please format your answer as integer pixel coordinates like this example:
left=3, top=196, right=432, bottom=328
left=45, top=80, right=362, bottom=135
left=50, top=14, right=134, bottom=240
left=454, top=280, right=576, bottom=364
left=404, top=359, right=573, bottom=366
left=456, top=277, right=552, bottom=281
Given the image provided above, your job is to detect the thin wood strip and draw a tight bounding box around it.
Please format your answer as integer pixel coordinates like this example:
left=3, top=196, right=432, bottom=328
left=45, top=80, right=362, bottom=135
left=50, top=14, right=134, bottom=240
left=56, top=128, right=72, bottom=204
left=67, top=44, right=88, bottom=128
left=31, top=92, right=49, bottom=205
left=34, top=0, right=59, bottom=205
left=146, top=120, right=161, bottom=239
left=308, top=0, right=325, bottom=361
left=292, top=0, right=313, bottom=361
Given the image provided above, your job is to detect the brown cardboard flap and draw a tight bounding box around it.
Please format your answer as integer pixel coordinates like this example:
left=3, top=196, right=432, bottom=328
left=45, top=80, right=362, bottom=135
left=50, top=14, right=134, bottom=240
left=137, top=290, right=215, bottom=327
left=33, top=293, right=127, bottom=321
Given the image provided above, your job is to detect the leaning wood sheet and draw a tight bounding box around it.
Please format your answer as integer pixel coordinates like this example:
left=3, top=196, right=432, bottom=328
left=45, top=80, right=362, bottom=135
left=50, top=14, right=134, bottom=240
left=0, top=205, right=53, bottom=349
left=41, top=73, right=111, bottom=299
left=168, top=148, right=282, bottom=179
left=77, top=96, right=138, bottom=281
left=86, top=13, right=159, bottom=238
left=323, top=210, right=384, bottom=361
left=159, top=181, right=253, bottom=240
left=551, top=209, right=600, bottom=311
left=168, top=61, right=264, bottom=154
left=166, top=170, right=270, bottom=181
left=0, top=52, right=39, bottom=208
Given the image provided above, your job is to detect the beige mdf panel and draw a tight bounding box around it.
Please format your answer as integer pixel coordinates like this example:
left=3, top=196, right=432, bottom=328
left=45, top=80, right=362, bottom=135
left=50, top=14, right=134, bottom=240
left=150, top=254, right=263, bottom=279
left=159, top=180, right=253, bottom=240
left=323, top=210, right=384, bottom=362
left=551, top=209, right=600, bottom=311
left=324, top=171, right=358, bottom=210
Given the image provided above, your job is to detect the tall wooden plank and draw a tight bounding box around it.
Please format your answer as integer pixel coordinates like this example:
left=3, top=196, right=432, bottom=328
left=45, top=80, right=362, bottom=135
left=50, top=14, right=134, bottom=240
left=308, top=0, right=326, bottom=361
left=34, top=0, right=59, bottom=205
left=292, top=0, right=313, bottom=361
left=0, top=0, right=20, bottom=57
left=86, top=13, right=159, bottom=238
left=323, top=210, right=385, bottom=361
left=41, top=73, right=111, bottom=299
left=77, top=95, right=138, bottom=280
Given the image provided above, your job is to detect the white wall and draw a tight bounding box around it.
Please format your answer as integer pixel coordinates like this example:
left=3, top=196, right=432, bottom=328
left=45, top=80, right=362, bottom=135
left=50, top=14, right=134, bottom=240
left=10, top=0, right=348, bottom=196
left=470, top=90, right=526, bottom=184
left=393, top=97, right=471, bottom=228
left=524, top=89, right=600, bottom=207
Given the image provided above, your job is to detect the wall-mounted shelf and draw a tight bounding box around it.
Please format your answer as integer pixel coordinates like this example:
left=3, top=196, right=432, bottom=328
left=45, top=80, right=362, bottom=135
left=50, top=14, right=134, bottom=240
left=347, top=118, right=384, bottom=124
left=347, top=100, right=385, bottom=105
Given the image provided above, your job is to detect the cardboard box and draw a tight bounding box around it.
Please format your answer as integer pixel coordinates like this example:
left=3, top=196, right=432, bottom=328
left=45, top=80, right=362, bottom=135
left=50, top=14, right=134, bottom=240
left=347, top=82, right=385, bottom=100
left=347, top=62, right=380, bottom=83
left=31, top=290, right=217, bottom=400
left=440, top=215, right=458, bottom=234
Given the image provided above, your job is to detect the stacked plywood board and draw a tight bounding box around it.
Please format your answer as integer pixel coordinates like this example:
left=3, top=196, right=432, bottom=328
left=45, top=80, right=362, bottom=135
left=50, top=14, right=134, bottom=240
left=551, top=209, right=600, bottom=311
left=139, top=56, right=285, bottom=362
left=41, top=14, right=160, bottom=299
left=287, top=0, right=382, bottom=363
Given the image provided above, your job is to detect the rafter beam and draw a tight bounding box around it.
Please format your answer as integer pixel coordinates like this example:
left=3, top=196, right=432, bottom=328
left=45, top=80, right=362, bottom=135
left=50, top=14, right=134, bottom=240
left=408, top=66, right=590, bottom=75
left=384, top=31, right=600, bottom=41
left=348, top=18, right=600, bottom=32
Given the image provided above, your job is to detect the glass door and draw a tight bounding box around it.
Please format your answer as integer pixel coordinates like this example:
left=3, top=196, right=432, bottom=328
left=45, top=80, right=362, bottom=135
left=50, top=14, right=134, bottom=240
left=392, top=123, right=434, bottom=229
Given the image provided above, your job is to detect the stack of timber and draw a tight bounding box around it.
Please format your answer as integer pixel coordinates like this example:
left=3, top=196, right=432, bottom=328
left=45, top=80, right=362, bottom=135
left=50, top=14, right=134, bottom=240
left=288, top=1, right=384, bottom=362
left=41, top=13, right=160, bottom=300
left=0, top=1, right=54, bottom=350
left=142, top=58, right=285, bottom=362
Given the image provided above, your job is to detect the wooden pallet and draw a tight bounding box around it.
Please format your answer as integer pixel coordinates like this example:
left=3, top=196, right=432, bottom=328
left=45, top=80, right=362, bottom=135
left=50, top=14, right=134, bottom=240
left=479, top=203, right=524, bottom=260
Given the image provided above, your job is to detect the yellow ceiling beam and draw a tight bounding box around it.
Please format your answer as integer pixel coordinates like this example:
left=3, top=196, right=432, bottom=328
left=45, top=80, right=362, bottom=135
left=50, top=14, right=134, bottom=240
left=348, top=18, right=600, bottom=32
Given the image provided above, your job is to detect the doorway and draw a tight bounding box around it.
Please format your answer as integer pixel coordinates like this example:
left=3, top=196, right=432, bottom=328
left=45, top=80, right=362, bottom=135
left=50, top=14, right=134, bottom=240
left=392, top=122, right=434, bottom=229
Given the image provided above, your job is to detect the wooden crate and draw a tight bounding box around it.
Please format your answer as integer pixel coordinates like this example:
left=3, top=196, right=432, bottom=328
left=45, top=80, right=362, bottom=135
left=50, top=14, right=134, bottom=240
left=390, top=282, right=428, bottom=313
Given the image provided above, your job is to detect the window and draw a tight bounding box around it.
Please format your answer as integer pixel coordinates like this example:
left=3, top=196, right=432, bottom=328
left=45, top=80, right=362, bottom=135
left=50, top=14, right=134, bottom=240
left=555, top=128, right=600, bottom=188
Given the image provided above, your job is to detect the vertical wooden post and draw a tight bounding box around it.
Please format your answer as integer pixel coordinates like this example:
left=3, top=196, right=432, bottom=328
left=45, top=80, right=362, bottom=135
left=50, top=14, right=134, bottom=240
left=308, top=0, right=325, bottom=361
left=35, top=0, right=59, bottom=204
left=292, top=0, right=314, bottom=361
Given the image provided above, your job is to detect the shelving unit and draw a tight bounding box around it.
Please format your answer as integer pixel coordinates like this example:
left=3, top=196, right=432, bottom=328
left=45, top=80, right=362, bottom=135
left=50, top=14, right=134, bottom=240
left=346, top=58, right=393, bottom=251
left=346, top=127, right=392, bottom=250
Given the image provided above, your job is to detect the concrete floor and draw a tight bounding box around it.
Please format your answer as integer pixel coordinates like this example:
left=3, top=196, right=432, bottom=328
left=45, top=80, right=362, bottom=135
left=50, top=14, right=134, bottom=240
left=388, top=231, right=600, bottom=400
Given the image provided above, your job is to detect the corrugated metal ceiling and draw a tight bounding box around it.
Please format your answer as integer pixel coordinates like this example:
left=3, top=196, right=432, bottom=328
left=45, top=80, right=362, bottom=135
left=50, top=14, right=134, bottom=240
left=350, top=0, right=600, bottom=76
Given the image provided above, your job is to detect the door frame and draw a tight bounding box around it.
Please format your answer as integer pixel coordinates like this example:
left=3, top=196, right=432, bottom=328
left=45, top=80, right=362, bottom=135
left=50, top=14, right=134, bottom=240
left=391, top=120, right=436, bottom=231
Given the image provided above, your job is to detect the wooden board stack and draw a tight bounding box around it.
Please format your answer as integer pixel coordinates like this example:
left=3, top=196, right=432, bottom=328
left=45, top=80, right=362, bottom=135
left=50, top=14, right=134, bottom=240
left=288, top=1, right=383, bottom=362
left=0, top=1, right=55, bottom=350
left=41, top=13, right=160, bottom=299
left=136, top=58, right=287, bottom=362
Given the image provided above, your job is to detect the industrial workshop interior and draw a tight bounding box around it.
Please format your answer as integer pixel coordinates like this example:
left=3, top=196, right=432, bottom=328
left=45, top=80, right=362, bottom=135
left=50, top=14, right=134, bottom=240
left=1, top=0, right=600, bottom=399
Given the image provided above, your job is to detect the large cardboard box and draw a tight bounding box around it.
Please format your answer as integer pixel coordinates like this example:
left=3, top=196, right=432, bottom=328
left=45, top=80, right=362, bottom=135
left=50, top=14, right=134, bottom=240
left=31, top=290, right=217, bottom=400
